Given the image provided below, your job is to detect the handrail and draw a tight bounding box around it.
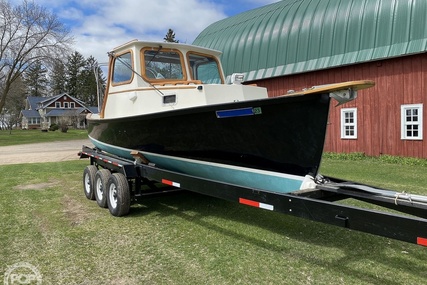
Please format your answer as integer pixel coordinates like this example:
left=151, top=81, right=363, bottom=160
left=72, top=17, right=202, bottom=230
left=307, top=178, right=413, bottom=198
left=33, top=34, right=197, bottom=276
left=153, top=80, right=202, bottom=86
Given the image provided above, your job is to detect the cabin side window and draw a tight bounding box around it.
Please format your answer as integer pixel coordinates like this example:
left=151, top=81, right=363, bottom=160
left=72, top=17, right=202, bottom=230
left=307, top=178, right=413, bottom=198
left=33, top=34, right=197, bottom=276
left=143, top=49, right=184, bottom=80
left=188, top=53, right=223, bottom=84
left=112, top=52, right=133, bottom=84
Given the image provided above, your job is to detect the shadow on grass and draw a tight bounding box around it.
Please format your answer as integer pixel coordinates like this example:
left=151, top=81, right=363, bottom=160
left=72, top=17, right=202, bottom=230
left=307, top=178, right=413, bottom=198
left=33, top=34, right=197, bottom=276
left=127, top=191, right=427, bottom=284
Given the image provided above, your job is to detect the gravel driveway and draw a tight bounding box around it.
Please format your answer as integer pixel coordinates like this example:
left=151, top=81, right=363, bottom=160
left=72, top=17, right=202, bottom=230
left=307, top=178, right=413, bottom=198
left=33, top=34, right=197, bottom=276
left=0, top=139, right=93, bottom=165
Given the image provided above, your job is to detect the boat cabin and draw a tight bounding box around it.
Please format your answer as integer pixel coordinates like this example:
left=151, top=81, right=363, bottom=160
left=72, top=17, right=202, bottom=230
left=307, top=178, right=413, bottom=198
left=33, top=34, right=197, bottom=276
left=96, top=40, right=268, bottom=119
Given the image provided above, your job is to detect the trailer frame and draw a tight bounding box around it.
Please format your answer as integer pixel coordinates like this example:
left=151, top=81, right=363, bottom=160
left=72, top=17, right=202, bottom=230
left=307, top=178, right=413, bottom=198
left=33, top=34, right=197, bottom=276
left=79, top=145, right=427, bottom=247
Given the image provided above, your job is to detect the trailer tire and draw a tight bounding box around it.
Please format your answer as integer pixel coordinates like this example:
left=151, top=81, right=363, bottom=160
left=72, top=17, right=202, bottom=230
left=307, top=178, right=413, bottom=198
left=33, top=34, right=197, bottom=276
left=95, top=169, right=110, bottom=208
left=83, top=165, right=97, bottom=200
left=106, top=173, right=130, bottom=217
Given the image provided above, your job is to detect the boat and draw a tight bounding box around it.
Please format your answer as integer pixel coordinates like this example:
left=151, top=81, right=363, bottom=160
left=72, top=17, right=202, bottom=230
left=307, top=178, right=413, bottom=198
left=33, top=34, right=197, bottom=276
left=87, top=40, right=374, bottom=194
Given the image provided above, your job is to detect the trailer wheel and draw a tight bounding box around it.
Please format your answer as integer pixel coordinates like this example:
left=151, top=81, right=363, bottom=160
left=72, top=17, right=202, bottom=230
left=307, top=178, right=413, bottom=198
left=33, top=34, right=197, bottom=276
left=106, top=173, right=130, bottom=217
left=83, top=165, right=97, bottom=200
left=95, top=169, right=110, bottom=208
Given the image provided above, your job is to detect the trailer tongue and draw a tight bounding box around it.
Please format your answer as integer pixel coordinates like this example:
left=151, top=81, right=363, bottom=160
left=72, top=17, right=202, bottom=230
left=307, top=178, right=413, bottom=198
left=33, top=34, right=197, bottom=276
left=80, top=145, right=427, bottom=247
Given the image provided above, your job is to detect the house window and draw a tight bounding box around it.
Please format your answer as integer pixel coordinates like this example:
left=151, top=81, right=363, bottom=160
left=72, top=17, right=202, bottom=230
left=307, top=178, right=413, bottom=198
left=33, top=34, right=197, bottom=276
left=70, top=102, right=75, bottom=108
left=64, top=102, right=69, bottom=108
left=401, top=104, right=423, bottom=140
left=29, top=118, right=40, bottom=124
left=55, top=102, right=61, bottom=108
left=341, top=108, right=357, bottom=139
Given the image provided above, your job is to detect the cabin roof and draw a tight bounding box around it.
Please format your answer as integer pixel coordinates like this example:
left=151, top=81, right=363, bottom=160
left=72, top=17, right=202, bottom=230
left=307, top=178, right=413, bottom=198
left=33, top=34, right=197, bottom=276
left=111, top=40, right=223, bottom=57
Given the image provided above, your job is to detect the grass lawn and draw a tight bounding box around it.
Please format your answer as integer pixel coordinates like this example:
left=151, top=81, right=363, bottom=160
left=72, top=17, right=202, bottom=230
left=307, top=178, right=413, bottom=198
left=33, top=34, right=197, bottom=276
left=1, top=158, right=427, bottom=284
left=0, top=129, right=88, bottom=146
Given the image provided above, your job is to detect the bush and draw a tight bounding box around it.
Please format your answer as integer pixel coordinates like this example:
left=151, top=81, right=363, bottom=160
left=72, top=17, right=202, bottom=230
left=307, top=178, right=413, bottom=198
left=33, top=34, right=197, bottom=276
left=379, top=154, right=427, bottom=167
left=49, top=123, right=59, bottom=131
left=323, top=152, right=427, bottom=167
left=322, top=152, right=367, bottom=161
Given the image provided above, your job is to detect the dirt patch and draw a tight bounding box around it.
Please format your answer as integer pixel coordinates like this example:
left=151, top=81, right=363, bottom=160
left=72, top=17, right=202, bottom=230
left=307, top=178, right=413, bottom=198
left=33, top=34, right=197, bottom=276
left=62, top=194, right=91, bottom=226
left=14, top=181, right=59, bottom=190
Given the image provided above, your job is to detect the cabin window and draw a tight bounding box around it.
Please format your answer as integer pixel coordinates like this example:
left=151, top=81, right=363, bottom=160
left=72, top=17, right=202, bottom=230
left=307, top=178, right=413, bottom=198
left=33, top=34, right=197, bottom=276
left=70, top=102, right=75, bottom=108
left=55, top=102, right=61, bottom=108
left=341, top=108, right=357, bottom=139
left=188, top=53, right=222, bottom=84
left=401, top=104, right=423, bottom=140
left=143, top=49, right=184, bottom=80
left=64, top=102, right=69, bottom=108
left=112, top=52, right=133, bottom=83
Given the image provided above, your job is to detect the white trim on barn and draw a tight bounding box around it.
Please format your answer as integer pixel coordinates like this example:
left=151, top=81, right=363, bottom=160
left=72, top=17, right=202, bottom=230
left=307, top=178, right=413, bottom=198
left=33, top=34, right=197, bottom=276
left=401, top=104, right=423, bottom=140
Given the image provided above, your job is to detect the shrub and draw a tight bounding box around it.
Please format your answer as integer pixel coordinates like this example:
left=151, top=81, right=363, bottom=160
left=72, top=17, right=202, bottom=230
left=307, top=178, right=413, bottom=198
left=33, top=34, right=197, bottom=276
left=322, top=152, right=367, bottom=161
left=323, top=152, right=427, bottom=167
left=49, top=123, right=59, bottom=131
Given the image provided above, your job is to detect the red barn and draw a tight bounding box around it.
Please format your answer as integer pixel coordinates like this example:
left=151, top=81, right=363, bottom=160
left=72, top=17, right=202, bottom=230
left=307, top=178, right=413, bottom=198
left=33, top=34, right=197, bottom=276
left=193, top=0, right=427, bottom=158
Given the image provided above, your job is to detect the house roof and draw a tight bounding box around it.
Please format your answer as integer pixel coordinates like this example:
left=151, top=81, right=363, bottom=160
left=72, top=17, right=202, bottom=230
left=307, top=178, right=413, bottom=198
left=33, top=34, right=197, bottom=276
left=88, top=107, right=99, bottom=113
left=27, top=96, right=46, bottom=110
left=38, top=94, right=62, bottom=107
left=46, top=109, right=79, bottom=117
left=27, top=93, right=91, bottom=109
left=21, top=110, right=40, bottom=118
left=77, top=106, right=99, bottom=114
left=193, top=0, right=427, bottom=81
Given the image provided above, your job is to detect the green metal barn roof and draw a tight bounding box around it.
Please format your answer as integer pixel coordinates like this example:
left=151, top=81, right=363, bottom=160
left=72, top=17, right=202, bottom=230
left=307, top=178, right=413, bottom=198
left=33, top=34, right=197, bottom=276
left=193, top=0, right=427, bottom=81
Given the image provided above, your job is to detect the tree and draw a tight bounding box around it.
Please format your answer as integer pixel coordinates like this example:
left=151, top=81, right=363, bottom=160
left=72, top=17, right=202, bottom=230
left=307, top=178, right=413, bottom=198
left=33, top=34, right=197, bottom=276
left=80, top=56, right=104, bottom=106
left=0, top=75, right=25, bottom=133
left=50, top=60, right=67, bottom=94
left=164, top=29, right=179, bottom=43
left=23, top=60, right=48, bottom=96
left=64, top=52, right=105, bottom=106
left=0, top=0, right=73, bottom=114
left=65, top=51, right=85, bottom=99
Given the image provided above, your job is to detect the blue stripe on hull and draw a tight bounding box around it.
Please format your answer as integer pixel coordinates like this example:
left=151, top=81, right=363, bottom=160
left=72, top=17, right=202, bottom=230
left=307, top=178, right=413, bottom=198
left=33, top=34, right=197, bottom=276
left=89, top=137, right=304, bottom=194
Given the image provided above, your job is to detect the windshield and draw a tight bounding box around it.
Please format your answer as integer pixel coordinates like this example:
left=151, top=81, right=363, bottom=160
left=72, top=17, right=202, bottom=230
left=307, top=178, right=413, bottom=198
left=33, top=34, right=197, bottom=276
left=143, top=49, right=184, bottom=80
left=188, top=53, right=222, bottom=84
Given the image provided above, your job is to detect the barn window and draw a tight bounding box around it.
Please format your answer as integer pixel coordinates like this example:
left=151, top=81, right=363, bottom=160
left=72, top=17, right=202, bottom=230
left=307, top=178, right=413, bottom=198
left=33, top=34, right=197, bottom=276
left=401, top=104, right=423, bottom=140
left=341, top=108, right=357, bottom=139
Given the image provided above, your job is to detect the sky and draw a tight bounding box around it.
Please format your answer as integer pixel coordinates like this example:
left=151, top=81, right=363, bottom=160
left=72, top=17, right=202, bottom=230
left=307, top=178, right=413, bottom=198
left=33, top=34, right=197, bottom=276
left=11, top=0, right=280, bottom=64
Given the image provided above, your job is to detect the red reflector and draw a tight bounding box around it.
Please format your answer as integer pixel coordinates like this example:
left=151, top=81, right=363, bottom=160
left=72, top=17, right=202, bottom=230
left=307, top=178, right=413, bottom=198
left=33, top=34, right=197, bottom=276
left=239, top=198, right=259, bottom=208
left=161, top=179, right=180, bottom=187
left=417, top=237, right=427, bottom=246
left=162, top=179, right=173, bottom=186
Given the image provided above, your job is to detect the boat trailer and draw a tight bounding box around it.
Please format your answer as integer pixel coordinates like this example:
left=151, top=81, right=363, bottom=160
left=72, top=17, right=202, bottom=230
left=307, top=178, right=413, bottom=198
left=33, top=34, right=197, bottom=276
left=79, top=145, right=427, bottom=247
